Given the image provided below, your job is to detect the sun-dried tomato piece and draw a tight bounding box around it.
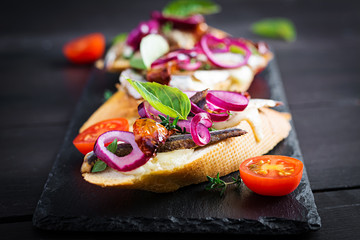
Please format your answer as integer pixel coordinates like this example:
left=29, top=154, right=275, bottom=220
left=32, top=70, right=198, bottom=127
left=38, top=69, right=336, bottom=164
left=133, top=118, right=169, bottom=157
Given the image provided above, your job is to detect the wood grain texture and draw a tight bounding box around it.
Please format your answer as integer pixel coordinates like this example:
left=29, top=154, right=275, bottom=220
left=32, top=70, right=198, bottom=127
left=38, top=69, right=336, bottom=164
left=0, top=49, right=91, bottom=127
left=292, top=106, right=360, bottom=190
left=0, top=125, right=68, bottom=217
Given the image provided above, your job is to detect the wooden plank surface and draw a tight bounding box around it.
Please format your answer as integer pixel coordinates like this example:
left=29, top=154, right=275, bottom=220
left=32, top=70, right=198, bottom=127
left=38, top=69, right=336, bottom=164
left=0, top=0, right=359, bottom=238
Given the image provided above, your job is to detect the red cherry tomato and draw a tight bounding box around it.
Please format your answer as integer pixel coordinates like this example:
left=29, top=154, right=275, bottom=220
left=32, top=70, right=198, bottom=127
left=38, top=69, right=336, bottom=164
left=239, top=155, right=303, bottom=196
left=73, top=118, right=129, bottom=155
left=63, top=33, right=105, bottom=64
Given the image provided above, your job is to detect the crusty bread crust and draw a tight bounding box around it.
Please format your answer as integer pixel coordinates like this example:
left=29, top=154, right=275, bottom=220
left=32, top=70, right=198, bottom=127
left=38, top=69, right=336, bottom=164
left=83, top=107, right=291, bottom=192
left=79, top=88, right=142, bottom=133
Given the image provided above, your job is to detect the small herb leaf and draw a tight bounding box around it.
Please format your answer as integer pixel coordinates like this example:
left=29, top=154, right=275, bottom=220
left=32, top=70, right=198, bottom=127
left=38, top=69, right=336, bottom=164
left=251, top=18, right=296, bottom=42
left=127, top=79, right=191, bottom=119
left=91, top=138, right=117, bottom=173
left=91, top=161, right=107, bottom=173
left=112, top=33, right=128, bottom=45
left=163, top=0, right=220, bottom=17
left=206, top=173, right=242, bottom=196
left=107, top=138, right=118, bottom=154
left=129, top=56, right=147, bottom=70
left=104, top=90, right=113, bottom=101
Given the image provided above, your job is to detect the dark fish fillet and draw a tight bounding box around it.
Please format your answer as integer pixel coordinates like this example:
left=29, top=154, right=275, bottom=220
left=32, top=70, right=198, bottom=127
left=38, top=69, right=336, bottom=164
left=189, top=89, right=208, bottom=104
left=189, top=89, right=209, bottom=110
left=158, top=128, right=246, bottom=152
left=81, top=128, right=246, bottom=173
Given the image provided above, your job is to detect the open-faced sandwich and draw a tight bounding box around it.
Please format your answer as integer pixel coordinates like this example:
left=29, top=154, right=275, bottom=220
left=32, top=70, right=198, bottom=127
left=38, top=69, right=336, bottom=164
left=73, top=1, right=291, bottom=193
left=77, top=81, right=291, bottom=193
left=82, top=0, right=273, bottom=132
left=96, top=0, right=273, bottom=96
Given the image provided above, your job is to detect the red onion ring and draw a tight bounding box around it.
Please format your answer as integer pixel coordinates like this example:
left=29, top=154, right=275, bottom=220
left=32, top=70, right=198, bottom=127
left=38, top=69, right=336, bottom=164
left=178, top=60, right=202, bottom=71
left=151, top=55, right=178, bottom=68
left=206, top=90, right=249, bottom=111
left=138, top=101, right=166, bottom=119
left=137, top=102, right=149, bottom=118
left=176, top=120, right=191, bottom=133
left=207, top=36, right=230, bottom=53
left=210, top=47, right=230, bottom=53
left=177, top=118, right=209, bottom=132
left=126, top=19, right=159, bottom=51
left=93, top=131, right=150, bottom=172
left=151, top=48, right=202, bottom=70
left=206, top=101, right=228, bottom=113
left=177, top=115, right=211, bottom=146
left=200, top=34, right=251, bottom=69
left=190, top=101, right=229, bottom=122
left=190, top=113, right=212, bottom=146
left=151, top=11, right=204, bottom=30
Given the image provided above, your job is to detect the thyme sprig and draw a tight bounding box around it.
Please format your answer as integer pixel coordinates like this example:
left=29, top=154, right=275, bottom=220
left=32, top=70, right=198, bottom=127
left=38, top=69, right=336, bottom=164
left=206, top=173, right=242, bottom=196
left=159, top=115, right=186, bottom=133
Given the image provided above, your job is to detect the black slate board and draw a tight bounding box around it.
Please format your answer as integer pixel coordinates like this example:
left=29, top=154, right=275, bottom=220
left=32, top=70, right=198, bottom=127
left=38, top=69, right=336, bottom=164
left=33, top=58, right=321, bottom=234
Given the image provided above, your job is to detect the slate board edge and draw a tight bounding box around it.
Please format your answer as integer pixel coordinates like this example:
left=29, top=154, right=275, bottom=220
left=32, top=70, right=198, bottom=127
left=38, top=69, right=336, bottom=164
left=33, top=57, right=321, bottom=234
left=266, top=59, right=321, bottom=231
left=33, top=215, right=314, bottom=234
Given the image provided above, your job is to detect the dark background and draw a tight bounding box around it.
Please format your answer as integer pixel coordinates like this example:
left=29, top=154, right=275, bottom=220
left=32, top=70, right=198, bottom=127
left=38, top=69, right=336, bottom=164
left=1, top=0, right=359, bottom=239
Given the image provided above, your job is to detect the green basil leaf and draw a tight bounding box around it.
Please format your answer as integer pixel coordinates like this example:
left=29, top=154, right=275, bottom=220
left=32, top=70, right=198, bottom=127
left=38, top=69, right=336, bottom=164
left=91, top=139, right=118, bottom=173
left=129, top=56, right=147, bottom=70
left=251, top=18, right=296, bottom=42
left=107, top=138, right=118, bottom=154
left=91, top=161, right=107, bottom=173
left=163, top=0, right=220, bottom=17
left=112, top=33, right=128, bottom=45
left=127, top=79, right=191, bottom=119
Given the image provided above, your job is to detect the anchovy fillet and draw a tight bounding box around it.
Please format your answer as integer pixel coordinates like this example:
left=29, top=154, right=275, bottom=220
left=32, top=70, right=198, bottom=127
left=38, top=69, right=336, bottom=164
left=189, top=89, right=208, bottom=104
left=81, top=128, right=246, bottom=173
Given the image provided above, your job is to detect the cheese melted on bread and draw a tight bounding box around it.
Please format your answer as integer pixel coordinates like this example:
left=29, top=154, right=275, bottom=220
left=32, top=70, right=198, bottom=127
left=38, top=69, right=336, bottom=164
left=83, top=107, right=291, bottom=192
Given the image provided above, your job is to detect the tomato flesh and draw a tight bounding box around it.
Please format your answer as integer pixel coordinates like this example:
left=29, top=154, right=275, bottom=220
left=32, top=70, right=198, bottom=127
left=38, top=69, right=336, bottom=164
left=239, top=155, right=303, bottom=196
left=73, top=118, right=129, bottom=155
left=63, top=33, right=105, bottom=64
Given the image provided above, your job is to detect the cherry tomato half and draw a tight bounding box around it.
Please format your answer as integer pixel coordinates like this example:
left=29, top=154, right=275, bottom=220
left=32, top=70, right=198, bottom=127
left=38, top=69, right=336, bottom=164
left=239, top=155, right=303, bottom=196
left=63, top=33, right=105, bottom=64
left=73, top=118, right=129, bottom=155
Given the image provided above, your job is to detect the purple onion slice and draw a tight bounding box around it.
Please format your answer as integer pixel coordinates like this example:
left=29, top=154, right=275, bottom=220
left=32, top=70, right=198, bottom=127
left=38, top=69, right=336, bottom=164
left=206, top=90, right=249, bottom=112
left=190, top=101, right=229, bottom=122
left=94, top=131, right=150, bottom=172
left=190, top=112, right=212, bottom=146
left=151, top=11, right=204, bottom=30
left=200, top=34, right=251, bottom=69
left=138, top=101, right=166, bottom=119
left=126, top=19, right=160, bottom=52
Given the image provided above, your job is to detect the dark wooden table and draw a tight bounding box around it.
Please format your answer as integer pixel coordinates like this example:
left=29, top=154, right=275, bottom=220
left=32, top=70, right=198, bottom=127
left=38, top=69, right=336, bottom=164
left=1, top=0, right=359, bottom=239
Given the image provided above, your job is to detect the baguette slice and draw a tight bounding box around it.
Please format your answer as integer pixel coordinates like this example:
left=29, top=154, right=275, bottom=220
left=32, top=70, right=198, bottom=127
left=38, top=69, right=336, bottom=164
left=83, top=107, right=291, bottom=193
left=79, top=88, right=142, bottom=133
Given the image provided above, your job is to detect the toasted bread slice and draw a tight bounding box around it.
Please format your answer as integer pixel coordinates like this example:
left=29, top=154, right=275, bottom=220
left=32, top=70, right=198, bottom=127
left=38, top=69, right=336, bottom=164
left=79, top=88, right=142, bottom=133
left=83, top=107, right=291, bottom=192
